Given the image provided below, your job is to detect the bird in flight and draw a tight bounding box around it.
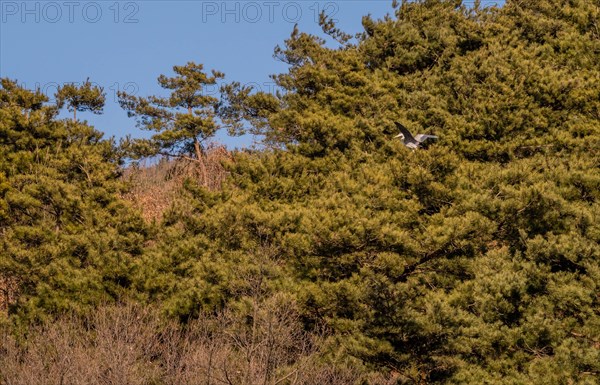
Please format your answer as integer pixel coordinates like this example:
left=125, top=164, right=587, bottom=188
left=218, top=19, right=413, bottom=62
left=394, top=122, right=438, bottom=149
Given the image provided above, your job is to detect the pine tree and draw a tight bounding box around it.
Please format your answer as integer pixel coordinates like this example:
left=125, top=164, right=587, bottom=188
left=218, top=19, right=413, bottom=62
left=118, top=62, right=225, bottom=185
left=0, top=79, right=146, bottom=322
left=56, top=78, right=105, bottom=122
left=3, top=0, right=598, bottom=383
left=155, top=0, right=599, bottom=382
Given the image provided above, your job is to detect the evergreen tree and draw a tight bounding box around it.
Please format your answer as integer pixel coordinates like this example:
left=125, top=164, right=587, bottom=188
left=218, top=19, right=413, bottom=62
left=156, top=0, right=599, bottom=382
left=56, top=78, right=105, bottom=122
left=2, top=0, right=599, bottom=383
left=0, top=79, right=146, bottom=322
left=118, top=62, right=225, bottom=185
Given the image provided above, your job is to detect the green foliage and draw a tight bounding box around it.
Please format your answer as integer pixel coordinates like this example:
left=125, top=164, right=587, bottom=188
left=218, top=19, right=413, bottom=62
left=0, top=79, right=146, bottom=323
left=149, top=0, right=599, bottom=383
left=56, top=78, right=105, bottom=121
left=119, top=62, right=225, bottom=162
left=2, top=0, right=600, bottom=384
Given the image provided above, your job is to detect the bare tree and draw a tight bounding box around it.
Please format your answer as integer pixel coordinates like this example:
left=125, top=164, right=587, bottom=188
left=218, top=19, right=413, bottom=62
left=0, top=301, right=395, bottom=385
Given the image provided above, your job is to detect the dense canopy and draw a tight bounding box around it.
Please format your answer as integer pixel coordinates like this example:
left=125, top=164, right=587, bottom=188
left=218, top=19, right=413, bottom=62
left=1, top=1, right=599, bottom=384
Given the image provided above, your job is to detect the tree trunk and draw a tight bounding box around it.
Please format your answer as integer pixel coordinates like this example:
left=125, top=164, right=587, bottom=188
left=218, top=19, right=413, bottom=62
left=193, top=137, right=202, bottom=162
left=189, top=105, right=208, bottom=187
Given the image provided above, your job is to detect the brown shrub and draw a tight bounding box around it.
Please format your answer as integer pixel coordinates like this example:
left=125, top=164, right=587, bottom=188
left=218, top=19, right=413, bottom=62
left=0, top=299, right=398, bottom=385
left=0, top=276, right=18, bottom=317
left=121, top=144, right=232, bottom=222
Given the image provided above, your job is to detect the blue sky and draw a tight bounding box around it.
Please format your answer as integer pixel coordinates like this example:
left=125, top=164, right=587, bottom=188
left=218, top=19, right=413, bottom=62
left=1, top=0, right=503, bottom=148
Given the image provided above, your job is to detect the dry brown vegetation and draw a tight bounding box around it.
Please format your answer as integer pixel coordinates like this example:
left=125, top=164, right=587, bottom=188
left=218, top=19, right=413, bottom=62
left=121, top=144, right=232, bottom=222
left=0, top=276, right=18, bottom=316
left=0, top=297, right=398, bottom=385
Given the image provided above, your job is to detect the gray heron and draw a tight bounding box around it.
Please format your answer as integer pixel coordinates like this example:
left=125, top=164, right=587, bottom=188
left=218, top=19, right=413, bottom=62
left=394, top=122, right=438, bottom=149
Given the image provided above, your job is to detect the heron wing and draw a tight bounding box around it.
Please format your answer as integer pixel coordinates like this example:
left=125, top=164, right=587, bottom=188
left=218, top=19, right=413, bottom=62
left=395, top=122, right=417, bottom=143
left=415, top=134, right=438, bottom=143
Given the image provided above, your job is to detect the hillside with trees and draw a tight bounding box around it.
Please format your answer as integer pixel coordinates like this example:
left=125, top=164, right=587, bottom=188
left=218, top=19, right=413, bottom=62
left=1, top=1, right=599, bottom=384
